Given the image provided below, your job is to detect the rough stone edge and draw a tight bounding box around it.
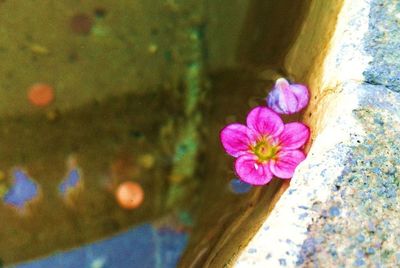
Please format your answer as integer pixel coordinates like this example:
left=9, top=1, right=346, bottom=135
left=235, top=83, right=366, bottom=267
left=235, top=0, right=374, bottom=266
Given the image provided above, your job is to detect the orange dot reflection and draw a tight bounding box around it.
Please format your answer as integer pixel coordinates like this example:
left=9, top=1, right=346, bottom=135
left=28, top=83, right=54, bottom=107
left=116, top=181, right=144, bottom=209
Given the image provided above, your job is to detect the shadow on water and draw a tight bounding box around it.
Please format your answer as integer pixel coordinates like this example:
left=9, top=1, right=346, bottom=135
left=237, top=0, right=311, bottom=68
left=178, top=0, right=312, bottom=266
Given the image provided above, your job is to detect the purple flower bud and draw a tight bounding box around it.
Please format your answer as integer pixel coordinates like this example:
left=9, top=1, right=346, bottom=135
left=267, top=78, right=310, bottom=115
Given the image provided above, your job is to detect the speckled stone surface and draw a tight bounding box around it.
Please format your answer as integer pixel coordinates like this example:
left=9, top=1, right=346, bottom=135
left=298, top=84, right=400, bottom=267
left=235, top=0, right=400, bottom=267
left=364, top=0, right=400, bottom=91
left=236, top=86, right=400, bottom=268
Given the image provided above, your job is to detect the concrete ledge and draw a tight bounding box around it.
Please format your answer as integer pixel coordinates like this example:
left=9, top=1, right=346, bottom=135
left=236, top=82, right=400, bottom=267
left=236, top=0, right=400, bottom=266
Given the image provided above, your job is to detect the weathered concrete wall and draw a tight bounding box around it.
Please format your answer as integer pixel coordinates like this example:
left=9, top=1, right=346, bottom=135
left=0, top=0, right=207, bottom=116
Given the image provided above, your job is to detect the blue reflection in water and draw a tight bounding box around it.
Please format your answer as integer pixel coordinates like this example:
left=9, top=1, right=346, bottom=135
left=16, top=224, right=188, bottom=268
left=59, top=169, right=81, bottom=196
left=3, top=170, right=39, bottom=208
left=229, top=178, right=252, bottom=194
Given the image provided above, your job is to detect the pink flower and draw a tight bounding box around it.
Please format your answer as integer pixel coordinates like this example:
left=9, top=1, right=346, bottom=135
left=220, top=107, right=310, bottom=185
left=267, top=78, right=309, bottom=114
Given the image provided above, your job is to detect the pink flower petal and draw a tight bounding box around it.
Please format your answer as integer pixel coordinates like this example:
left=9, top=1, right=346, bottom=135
left=235, top=153, right=273, bottom=185
left=278, top=123, right=310, bottom=150
left=269, top=150, right=306, bottom=179
left=246, top=106, right=284, bottom=138
left=220, top=124, right=254, bottom=157
left=267, top=78, right=309, bottom=115
left=291, top=84, right=309, bottom=111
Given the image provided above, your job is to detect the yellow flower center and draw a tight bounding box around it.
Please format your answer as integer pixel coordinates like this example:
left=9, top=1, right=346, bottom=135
left=252, top=139, right=279, bottom=163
